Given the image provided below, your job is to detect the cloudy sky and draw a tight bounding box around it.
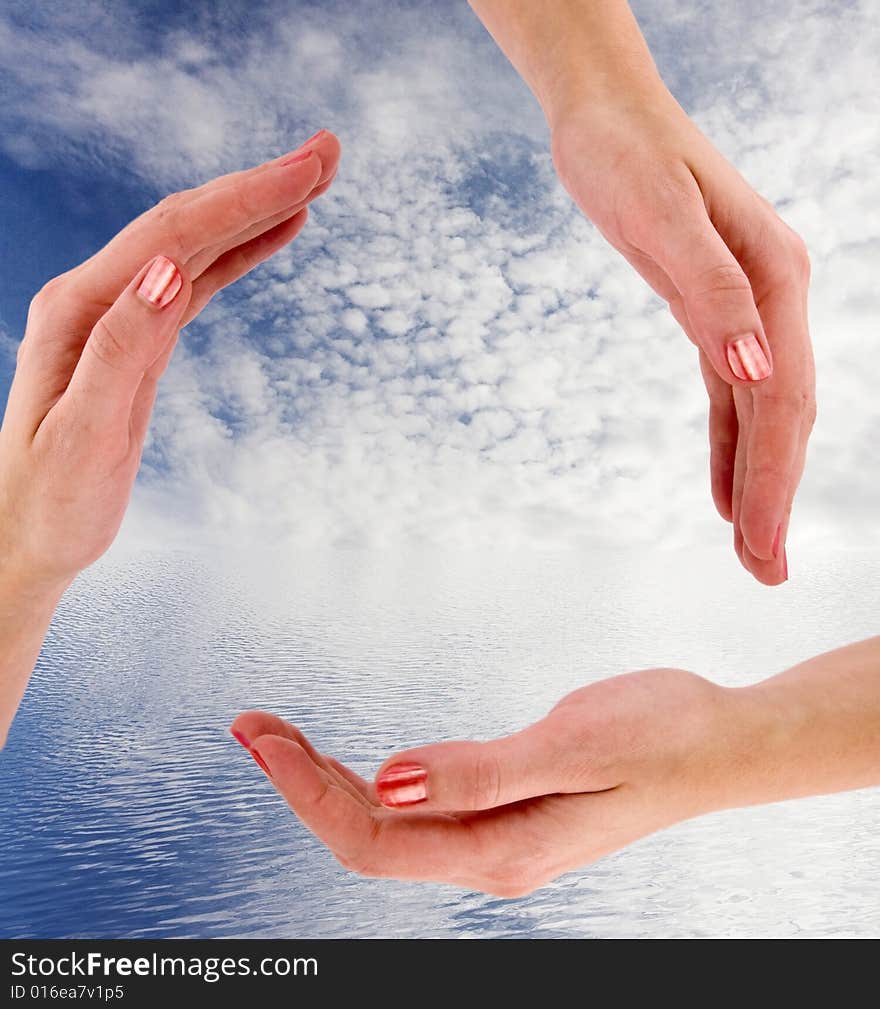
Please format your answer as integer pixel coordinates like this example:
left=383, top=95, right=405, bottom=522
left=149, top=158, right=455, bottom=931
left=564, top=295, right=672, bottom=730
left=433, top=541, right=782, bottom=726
left=1, top=0, right=877, bottom=554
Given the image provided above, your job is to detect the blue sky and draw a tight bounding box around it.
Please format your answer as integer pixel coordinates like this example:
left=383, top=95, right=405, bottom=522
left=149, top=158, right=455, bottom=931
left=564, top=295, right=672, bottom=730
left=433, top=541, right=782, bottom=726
left=1, top=0, right=878, bottom=553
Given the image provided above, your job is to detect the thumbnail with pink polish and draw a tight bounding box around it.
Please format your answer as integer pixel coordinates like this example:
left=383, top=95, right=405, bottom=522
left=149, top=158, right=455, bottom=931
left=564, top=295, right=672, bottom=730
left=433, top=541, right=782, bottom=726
left=137, top=255, right=181, bottom=308
left=376, top=763, right=428, bottom=807
left=726, top=334, right=771, bottom=382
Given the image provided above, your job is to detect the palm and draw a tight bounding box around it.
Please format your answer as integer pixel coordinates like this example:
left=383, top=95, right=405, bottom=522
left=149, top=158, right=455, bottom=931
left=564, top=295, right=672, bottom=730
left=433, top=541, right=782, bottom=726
left=231, top=668, right=719, bottom=897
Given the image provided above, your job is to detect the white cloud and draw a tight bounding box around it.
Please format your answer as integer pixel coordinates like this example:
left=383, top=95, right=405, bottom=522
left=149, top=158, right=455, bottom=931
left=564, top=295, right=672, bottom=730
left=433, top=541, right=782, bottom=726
left=0, top=0, right=877, bottom=552
left=0, top=321, right=19, bottom=368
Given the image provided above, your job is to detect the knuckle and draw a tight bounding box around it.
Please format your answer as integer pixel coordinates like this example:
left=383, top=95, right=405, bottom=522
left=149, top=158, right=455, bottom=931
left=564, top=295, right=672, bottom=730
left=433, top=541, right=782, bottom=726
left=744, top=461, right=789, bottom=485
left=652, top=178, right=700, bottom=224
left=334, top=815, right=383, bottom=878
left=762, top=221, right=811, bottom=286
left=229, top=182, right=257, bottom=221
left=88, top=315, right=141, bottom=372
left=625, top=176, right=702, bottom=247
left=155, top=190, right=185, bottom=212
left=690, top=262, right=752, bottom=298
left=756, top=388, right=815, bottom=421
left=783, top=229, right=811, bottom=279
left=28, top=274, right=68, bottom=317
left=150, top=193, right=188, bottom=259
left=470, top=747, right=502, bottom=808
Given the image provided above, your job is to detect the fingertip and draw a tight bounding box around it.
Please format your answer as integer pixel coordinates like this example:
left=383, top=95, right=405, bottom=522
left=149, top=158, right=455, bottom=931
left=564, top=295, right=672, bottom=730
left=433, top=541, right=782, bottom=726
left=230, top=726, right=250, bottom=750
left=733, top=523, right=746, bottom=566
left=714, top=498, right=734, bottom=523
left=253, top=734, right=335, bottom=806
left=231, top=709, right=295, bottom=743
left=739, top=498, right=783, bottom=562
left=740, top=543, right=788, bottom=586
left=309, top=128, right=341, bottom=163
left=300, top=130, right=340, bottom=189
left=251, top=733, right=309, bottom=772
left=710, top=468, right=735, bottom=522
left=230, top=710, right=267, bottom=742
left=280, top=151, right=324, bottom=191
left=740, top=521, right=777, bottom=563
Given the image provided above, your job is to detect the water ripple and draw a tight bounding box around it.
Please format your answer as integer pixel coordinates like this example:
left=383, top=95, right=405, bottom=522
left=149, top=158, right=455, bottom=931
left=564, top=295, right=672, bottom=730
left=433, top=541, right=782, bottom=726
left=1, top=546, right=878, bottom=937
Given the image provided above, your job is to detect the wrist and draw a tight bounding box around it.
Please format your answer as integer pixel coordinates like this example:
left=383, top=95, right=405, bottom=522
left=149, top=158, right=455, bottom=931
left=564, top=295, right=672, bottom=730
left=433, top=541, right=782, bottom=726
left=0, top=499, right=74, bottom=608
left=703, top=683, right=798, bottom=813
left=540, top=51, right=669, bottom=134
left=0, top=550, right=71, bottom=616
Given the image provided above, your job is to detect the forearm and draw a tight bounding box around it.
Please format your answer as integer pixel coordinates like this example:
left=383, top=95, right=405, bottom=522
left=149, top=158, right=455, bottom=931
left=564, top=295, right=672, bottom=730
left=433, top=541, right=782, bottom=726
left=467, top=0, right=667, bottom=128
left=0, top=566, right=67, bottom=748
left=724, top=637, right=880, bottom=809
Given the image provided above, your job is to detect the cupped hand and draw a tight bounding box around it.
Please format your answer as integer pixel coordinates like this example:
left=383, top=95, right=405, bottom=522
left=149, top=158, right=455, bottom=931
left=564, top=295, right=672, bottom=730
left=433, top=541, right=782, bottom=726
left=550, top=89, right=814, bottom=585
left=231, top=668, right=753, bottom=898
left=0, top=130, right=340, bottom=589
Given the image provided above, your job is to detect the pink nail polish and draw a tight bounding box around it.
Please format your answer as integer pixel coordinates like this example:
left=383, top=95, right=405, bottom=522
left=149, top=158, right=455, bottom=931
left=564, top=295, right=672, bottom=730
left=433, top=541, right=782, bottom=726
left=280, top=150, right=314, bottom=167
left=301, top=128, right=326, bottom=146
left=249, top=745, right=272, bottom=777
left=772, top=524, right=782, bottom=559
left=137, top=255, right=182, bottom=308
left=726, top=334, right=771, bottom=382
left=231, top=728, right=250, bottom=749
left=376, top=763, right=428, bottom=807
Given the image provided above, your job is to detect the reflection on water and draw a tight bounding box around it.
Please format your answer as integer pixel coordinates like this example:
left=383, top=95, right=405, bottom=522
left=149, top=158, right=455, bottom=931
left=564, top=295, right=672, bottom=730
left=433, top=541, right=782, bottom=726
left=1, top=546, right=878, bottom=938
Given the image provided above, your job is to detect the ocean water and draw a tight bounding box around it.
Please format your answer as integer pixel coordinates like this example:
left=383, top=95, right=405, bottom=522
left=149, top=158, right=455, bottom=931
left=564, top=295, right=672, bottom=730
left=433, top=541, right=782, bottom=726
left=1, top=545, right=878, bottom=939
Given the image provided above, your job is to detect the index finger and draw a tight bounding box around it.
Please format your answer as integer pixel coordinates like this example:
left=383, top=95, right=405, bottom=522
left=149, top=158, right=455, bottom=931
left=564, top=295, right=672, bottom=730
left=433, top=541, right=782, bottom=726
left=253, top=733, right=482, bottom=883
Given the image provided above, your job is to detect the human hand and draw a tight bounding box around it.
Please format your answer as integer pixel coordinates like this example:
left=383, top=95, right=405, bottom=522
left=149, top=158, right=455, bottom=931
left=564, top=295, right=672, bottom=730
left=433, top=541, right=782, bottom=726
left=0, top=130, right=339, bottom=592
left=550, top=90, right=814, bottom=585
left=230, top=669, right=753, bottom=897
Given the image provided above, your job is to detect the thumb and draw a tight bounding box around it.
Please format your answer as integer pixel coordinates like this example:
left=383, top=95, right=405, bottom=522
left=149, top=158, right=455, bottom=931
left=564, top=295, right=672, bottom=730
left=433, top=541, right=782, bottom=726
left=374, top=718, right=575, bottom=812
left=650, top=207, right=773, bottom=386
left=63, top=255, right=189, bottom=427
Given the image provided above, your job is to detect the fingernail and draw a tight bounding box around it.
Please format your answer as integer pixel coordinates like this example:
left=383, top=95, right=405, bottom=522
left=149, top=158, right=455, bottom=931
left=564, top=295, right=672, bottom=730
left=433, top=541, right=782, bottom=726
left=230, top=728, right=250, bottom=749
left=726, top=334, right=771, bottom=382
left=137, top=255, right=182, bottom=308
left=783, top=548, right=789, bottom=582
left=376, top=763, right=428, bottom=807
left=279, top=129, right=326, bottom=166
left=280, top=150, right=314, bottom=167
left=772, top=523, right=782, bottom=559
left=249, top=745, right=272, bottom=778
